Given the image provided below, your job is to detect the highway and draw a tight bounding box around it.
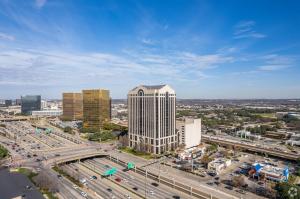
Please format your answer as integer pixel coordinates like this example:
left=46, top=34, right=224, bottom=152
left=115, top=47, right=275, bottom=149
left=83, top=158, right=197, bottom=199
left=64, top=163, right=138, bottom=199
left=202, top=135, right=300, bottom=161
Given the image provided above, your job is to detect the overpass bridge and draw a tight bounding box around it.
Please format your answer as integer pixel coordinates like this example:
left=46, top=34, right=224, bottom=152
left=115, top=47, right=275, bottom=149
left=202, top=135, right=300, bottom=161
left=48, top=151, right=108, bottom=166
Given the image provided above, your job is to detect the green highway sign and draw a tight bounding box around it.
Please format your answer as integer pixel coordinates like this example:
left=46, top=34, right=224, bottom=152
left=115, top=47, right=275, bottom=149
left=46, top=128, right=52, bottom=134
left=35, top=128, right=41, bottom=134
left=104, top=167, right=117, bottom=176
left=127, top=162, right=135, bottom=169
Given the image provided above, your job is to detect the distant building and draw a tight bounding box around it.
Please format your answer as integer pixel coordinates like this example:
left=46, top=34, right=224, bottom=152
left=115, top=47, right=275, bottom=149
left=208, top=158, right=231, bottom=174
left=176, top=118, right=201, bottom=149
left=128, top=85, right=177, bottom=154
left=4, top=100, right=12, bottom=107
left=21, top=95, right=41, bottom=115
left=41, top=100, right=48, bottom=110
left=31, top=109, right=62, bottom=117
left=62, top=93, right=83, bottom=121
left=286, top=133, right=300, bottom=146
left=15, top=99, right=21, bottom=105
left=236, top=130, right=261, bottom=140
left=82, top=89, right=111, bottom=130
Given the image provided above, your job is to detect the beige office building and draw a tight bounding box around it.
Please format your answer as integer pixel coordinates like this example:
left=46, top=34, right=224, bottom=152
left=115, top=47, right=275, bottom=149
left=128, top=85, right=176, bottom=154
left=62, top=93, right=83, bottom=120
left=82, top=89, right=111, bottom=130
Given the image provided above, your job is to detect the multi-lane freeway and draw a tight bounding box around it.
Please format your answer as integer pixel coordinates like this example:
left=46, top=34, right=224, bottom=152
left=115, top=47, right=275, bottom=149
left=202, top=135, right=300, bottom=161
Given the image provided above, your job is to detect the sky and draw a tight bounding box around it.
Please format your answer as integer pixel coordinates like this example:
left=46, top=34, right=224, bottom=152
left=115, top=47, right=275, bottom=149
left=0, top=0, right=299, bottom=99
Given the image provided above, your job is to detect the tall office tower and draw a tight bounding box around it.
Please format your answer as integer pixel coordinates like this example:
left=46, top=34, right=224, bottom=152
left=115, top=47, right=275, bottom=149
left=128, top=85, right=176, bottom=154
left=62, top=93, right=83, bottom=121
left=82, top=89, right=111, bottom=130
left=21, top=95, right=41, bottom=115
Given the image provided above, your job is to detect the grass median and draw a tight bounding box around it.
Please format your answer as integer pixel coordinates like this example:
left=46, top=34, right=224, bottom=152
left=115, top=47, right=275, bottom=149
left=53, top=165, right=83, bottom=188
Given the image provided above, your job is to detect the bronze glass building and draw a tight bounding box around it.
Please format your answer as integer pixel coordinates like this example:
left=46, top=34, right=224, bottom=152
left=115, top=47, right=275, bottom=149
left=82, top=89, right=111, bottom=130
left=62, top=93, right=83, bottom=120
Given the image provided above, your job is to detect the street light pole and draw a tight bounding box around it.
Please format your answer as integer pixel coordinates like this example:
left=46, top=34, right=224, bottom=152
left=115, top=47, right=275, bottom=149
left=145, top=169, right=148, bottom=198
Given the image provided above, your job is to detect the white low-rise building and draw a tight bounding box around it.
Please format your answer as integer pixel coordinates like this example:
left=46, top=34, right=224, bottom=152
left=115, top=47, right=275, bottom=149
left=176, top=118, right=201, bottom=149
left=208, top=158, right=231, bottom=174
left=286, top=133, right=300, bottom=146
left=31, top=109, right=62, bottom=117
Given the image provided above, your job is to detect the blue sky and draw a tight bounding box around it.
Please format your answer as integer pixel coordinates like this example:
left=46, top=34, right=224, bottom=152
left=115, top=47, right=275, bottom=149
left=0, top=0, right=299, bottom=99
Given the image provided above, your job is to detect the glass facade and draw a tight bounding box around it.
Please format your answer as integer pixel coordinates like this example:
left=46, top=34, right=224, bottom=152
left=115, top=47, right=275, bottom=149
left=21, top=95, right=41, bottom=115
left=83, top=89, right=111, bottom=130
left=62, top=93, right=83, bottom=121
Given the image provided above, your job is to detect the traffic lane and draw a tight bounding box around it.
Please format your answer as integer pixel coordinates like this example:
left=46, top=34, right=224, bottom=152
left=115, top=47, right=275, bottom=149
left=47, top=168, right=89, bottom=199
left=93, top=159, right=172, bottom=199
left=83, top=160, right=155, bottom=198
left=87, top=159, right=186, bottom=199
left=64, top=163, right=122, bottom=198
left=70, top=163, right=139, bottom=199
left=96, top=158, right=197, bottom=199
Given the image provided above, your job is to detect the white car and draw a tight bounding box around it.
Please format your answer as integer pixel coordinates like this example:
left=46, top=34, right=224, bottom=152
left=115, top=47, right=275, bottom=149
left=81, top=191, right=87, bottom=198
left=149, top=190, right=155, bottom=195
left=73, top=184, right=78, bottom=189
left=124, top=194, right=131, bottom=199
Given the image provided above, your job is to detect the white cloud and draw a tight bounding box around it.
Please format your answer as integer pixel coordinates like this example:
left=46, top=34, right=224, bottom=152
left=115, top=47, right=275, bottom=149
left=258, top=65, right=290, bottom=71
left=141, top=38, right=155, bottom=45
left=35, top=0, right=47, bottom=8
left=0, top=32, right=15, bottom=41
left=234, top=20, right=266, bottom=39
left=0, top=47, right=233, bottom=87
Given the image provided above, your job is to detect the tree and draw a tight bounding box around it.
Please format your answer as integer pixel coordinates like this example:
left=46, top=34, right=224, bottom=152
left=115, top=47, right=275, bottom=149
left=200, top=155, right=213, bottom=168
left=119, top=135, right=129, bottom=147
left=232, top=175, right=246, bottom=187
left=63, top=126, right=73, bottom=134
left=34, top=171, right=59, bottom=193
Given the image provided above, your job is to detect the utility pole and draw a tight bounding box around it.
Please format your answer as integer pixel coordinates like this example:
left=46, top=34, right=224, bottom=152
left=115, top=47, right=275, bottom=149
left=144, top=172, right=147, bottom=198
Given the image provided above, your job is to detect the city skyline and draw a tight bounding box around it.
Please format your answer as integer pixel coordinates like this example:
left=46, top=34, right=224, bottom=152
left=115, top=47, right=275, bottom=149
left=0, top=0, right=300, bottom=99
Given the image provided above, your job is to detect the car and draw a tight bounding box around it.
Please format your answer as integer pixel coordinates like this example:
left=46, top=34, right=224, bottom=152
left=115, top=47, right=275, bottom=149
left=115, top=177, right=122, bottom=182
left=208, top=172, right=216, bottom=177
left=172, top=196, right=180, bottom=199
left=149, top=190, right=155, bottom=195
left=151, top=182, right=159, bottom=187
left=225, top=186, right=233, bottom=190
left=92, top=175, right=97, bottom=180
left=214, top=177, right=220, bottom=180
left=123, top=178, right=128, bottom=183
left=73, top=185, right=78, bottom=189
left=110, top=195, right=116, bottom=199
left=258, top=181, right=264, bottom=185
left=236, top=189, right=246, bottom=194
left=107, top=188, right=112, bottom=192
left=214, top=181, right=220, bottom=185
left=81, top=191, right=87, bottom=198
left=207, top=182, right=214, bottom=186
left=124, top=194, right=131, bottom=199
left=55, top=154, right=60, bottom=157
left=104, top=165, right=110, bottom=169
left=26, top=185, right=32, bottom=189
left=132, top=187, right=138, bottom=191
